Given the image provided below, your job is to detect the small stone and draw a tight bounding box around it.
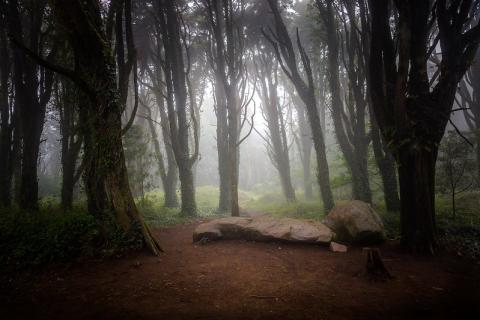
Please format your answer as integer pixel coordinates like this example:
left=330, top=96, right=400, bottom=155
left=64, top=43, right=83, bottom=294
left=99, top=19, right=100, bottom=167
left=329, top=241, right=348, bottom=253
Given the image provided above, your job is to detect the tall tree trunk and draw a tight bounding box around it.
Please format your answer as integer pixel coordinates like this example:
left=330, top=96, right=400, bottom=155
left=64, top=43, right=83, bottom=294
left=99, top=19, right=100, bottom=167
left=370, top=114, right=400, bottom=212
left=149, top=81, right=179, bottom=208
left=214, top=73, right=231, bottom=212
left=317, top=0, right=372, bottom=203
left=265, top=0, right=334, bottom=212
left=57, top=80, right=83, bottom=211
left=397, top=146, right=437, bottom=253
left=0, top=15, right=12, bottom=207
left=52, top=0, right=161, bottom=254
left=255, top=58, right=296, bottom=202
left=158, top=0, right=198, bottom=216
left=292, top=94, right=313, bottom=200
left=306, top=93, right=335, bottom=211
left=227, top=90, right=240, bottom=216
left=7, top=0, right=53, bottom=211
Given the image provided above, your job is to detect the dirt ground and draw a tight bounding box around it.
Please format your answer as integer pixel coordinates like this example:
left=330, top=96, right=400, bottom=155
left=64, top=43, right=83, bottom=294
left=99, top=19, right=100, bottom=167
left=2, top=221, right=480, bottom=320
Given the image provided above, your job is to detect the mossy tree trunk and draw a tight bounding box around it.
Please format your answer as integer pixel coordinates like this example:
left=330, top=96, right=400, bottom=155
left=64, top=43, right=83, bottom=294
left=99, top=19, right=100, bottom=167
left=51, top=0, right=161, bottom=254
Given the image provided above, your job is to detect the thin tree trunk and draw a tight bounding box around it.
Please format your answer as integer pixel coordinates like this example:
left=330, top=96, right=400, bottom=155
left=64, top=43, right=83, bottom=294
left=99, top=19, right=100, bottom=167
left=370, top=114, right=400, bottom=212
left=214, top=73, right=231, bottom=212
left=0, top=15, right=12, bottom=207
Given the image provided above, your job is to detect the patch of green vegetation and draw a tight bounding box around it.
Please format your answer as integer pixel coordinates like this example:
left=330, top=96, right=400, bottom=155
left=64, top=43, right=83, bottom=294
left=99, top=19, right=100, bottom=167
left=0, top=207, right=99, bottom=270
left=0, top=203, right=146, bottom=271
left=435, top=192, right=480, bottom=261
left=241, top=192, right=325, bottom=220
left=138, top=186, right=230, bottom=227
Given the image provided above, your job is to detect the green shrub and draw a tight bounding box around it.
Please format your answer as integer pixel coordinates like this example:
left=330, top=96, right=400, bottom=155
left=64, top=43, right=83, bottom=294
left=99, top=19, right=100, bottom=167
left=0, top=209, right=99, bottom=269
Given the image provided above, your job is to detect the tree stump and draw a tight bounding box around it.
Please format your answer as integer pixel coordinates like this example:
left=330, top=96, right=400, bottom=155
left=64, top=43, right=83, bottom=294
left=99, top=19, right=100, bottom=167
left=364, top=248, right=393, bottom=281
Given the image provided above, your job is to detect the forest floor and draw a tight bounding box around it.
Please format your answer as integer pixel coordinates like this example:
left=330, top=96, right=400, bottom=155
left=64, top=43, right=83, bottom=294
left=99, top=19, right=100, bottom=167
left=2, top=219, right=480, bottom=320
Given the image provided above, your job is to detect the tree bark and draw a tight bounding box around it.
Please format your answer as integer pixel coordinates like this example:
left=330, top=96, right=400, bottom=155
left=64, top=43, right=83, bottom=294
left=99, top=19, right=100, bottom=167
left=397, top=146, right=438, bottom=254
left=370, top=114, right=400, bottom=212
left=56, top=79, right=83, bottom=211
left=0, top=13, right=13, bottom=207
left=214, top=72, right=231, bottom=212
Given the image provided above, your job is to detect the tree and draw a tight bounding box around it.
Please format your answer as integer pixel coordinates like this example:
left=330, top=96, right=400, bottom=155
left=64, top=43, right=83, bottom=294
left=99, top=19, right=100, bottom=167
left=459, top=49, right=480, bottom=184
left=203, top=0, right=254, bottom=216
left=54, top=77, right=84, bottom=211
left=6, top=0, right=55, bottom=210
left=368, top=0, right=480, bottom=253
left=48, top=0, right=161, bottom=254
left=354, top=0, right=400, bottom=212
left=253, top=50, right=296, bottom=202
left=137, top=12, right=180, bottom=208
left=264, top=0, right=334, bottom=212
left=124, top=124, right=154, bottom=200
left=316, top=0, right=372, bottom=203
left=437, top=131, right=475, bottom=218
left=156, top=0, right=199, bottom=217
left=0, top=7, right=14, bottom=207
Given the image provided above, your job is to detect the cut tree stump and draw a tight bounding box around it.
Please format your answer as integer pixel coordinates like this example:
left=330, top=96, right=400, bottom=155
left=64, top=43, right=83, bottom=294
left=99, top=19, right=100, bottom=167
left=364, top=247, right=393, bottom=281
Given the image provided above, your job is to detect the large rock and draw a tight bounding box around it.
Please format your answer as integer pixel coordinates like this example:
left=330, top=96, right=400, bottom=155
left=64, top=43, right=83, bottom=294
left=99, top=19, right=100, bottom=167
left=193, top=216, right=335, bottom=244
left=323, top=200, right=386, bottom=245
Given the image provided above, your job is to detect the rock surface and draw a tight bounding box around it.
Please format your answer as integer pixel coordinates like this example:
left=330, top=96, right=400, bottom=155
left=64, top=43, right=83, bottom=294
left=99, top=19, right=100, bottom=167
left=323, top=200, right=386, bottom=245
left=329, top=241, right=348, bottom=253
left=193, top=216, right=335, bottom=244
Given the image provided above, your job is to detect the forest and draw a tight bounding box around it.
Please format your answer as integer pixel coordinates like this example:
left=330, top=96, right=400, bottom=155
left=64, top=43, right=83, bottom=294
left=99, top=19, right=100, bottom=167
left=1, top=0, right=480, bottom=319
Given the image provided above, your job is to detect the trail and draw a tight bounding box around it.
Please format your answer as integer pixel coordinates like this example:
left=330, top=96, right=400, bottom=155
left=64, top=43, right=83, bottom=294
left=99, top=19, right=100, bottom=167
left=2, top=222, right=480, bottom=320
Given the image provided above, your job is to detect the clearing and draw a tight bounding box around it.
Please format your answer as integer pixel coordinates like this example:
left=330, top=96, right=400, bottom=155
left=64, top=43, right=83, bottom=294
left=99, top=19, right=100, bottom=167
left=2, top=221, right=479, bottom=320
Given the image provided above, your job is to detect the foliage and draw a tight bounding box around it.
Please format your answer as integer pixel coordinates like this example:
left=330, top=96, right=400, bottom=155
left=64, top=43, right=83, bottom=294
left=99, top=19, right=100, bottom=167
left=436, top=131, right=476, bottom=218
left=0, top=208, right=99, bottom=270
left=0, top=205, right=147, bottom=270
left=124, top=125, right=156, bottom=199
left=436, top=132, right=475, bottom=195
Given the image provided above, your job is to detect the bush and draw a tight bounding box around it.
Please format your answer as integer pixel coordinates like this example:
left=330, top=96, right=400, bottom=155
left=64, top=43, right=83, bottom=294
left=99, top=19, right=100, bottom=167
left=0, top=209, right=99, bottom=270
left=0, top=206, right=151, bottom=271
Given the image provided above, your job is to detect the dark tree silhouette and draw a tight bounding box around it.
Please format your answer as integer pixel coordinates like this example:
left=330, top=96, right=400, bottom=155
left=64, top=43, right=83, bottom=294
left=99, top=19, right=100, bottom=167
left=47, top=0, right=161, bottom=254
left=369, top=0, right=480, bottom=253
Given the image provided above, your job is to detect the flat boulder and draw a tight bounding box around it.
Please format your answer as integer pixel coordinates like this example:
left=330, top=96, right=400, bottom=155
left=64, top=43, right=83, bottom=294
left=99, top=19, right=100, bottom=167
left=193, top=216, right=334, bottom=244
left=323, top=200, right=386, bottom=245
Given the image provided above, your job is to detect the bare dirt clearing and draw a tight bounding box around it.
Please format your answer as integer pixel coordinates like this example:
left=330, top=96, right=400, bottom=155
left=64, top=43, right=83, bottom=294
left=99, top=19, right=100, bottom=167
left=2, top=221, right=479, bottom=320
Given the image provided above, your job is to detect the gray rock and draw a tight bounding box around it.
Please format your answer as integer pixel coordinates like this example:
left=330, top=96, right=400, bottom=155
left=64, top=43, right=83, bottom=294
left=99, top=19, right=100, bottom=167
left=323, top=200, right=386, bottom=245
left=193, top=216, right=335, bottom=244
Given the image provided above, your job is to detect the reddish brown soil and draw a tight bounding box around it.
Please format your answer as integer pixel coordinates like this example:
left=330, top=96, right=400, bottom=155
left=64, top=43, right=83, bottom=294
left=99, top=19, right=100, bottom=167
left=2, top=221, right=480, bottom=320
